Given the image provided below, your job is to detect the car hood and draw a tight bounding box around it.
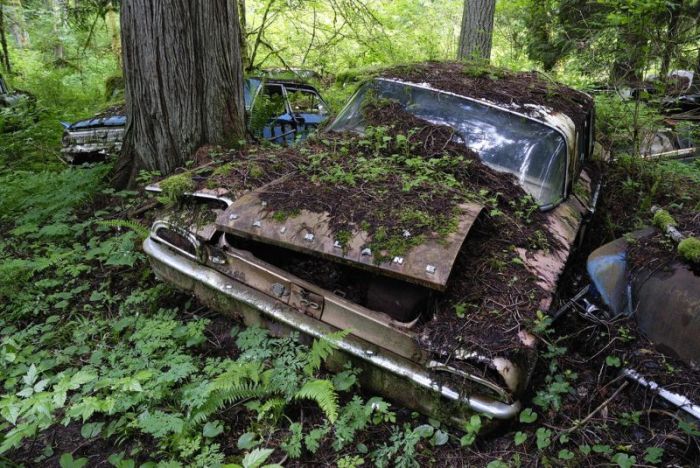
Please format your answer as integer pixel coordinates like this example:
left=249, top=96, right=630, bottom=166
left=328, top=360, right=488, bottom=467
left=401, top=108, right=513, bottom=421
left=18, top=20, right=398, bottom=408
left=68, top=114, right=126, bottom=130
left=215, top=177, right=484, bottom=291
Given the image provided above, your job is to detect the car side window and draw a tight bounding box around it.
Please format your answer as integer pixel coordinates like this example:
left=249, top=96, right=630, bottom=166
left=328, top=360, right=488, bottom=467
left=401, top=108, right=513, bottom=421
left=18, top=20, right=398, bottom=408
left=285, top=87, right=327, bottom=115
left=249, top=84, right=287, bottom=135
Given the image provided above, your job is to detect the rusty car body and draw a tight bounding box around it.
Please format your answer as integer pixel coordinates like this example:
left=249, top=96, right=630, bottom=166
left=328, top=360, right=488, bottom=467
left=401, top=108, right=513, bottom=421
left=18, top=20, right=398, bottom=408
left=142, top=64, right=600, bottom=427
left=61, top=78, right=329, bottom=163
left=559, top=211, right=700, bottom=421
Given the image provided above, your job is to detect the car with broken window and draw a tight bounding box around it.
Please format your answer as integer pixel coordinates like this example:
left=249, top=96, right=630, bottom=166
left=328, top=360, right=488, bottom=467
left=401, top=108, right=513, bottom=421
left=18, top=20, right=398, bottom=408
left=142, top=62, right=600, bottom=428
left=60, top=77, right=329, bottom=164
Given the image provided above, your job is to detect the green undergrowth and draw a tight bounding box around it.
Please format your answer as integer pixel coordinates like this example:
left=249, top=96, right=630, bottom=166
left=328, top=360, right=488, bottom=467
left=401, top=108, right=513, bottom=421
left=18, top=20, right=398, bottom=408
left=0, top=165, right=453, bottom=467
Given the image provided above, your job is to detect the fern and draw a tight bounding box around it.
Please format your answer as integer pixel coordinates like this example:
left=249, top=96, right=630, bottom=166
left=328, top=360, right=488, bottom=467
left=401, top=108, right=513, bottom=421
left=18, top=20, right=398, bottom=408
left=190, top=363, right=273, bottom=423
left=96, top=219, right=150, bottom=239
left=295, top=379, right=339, bottom=423
left=303, top=329, right=351, bottom=376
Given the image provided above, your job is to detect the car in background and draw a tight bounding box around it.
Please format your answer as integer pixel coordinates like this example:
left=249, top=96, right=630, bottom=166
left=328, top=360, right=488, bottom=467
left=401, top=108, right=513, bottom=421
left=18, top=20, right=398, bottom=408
left=142, top=62, right=600, bottom=428
left=0, top=74, right=22, bottom=108
left=61, top=77, right=329, bottom=163
left=0, top=73, right=35, bottom=132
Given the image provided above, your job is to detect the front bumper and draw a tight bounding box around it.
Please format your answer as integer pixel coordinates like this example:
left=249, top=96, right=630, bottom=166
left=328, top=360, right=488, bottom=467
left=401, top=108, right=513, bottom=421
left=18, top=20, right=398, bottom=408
left=143, top=235, right=523, bottom=426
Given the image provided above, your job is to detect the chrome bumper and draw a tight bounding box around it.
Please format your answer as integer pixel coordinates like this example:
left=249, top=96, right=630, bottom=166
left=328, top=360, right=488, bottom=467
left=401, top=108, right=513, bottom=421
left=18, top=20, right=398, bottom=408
left=143, top=236, right=522, bottom=422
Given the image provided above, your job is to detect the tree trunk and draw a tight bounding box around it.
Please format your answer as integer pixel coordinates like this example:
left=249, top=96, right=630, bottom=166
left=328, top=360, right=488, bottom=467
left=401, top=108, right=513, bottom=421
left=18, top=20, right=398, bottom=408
left=112, top=0, right=247, bottom=189
left=7, top=0, right=29, bottom=48
left=458, top=0, right=496, bottom=62
left=0, top=4, right=11, bottom=73
left=659, top=0, right=683, bottom=81
left=238, top=0, right=249, bottom=71
left=610, top=27, right=646, bottom=84
left=105, top=1, right=121, bottom=66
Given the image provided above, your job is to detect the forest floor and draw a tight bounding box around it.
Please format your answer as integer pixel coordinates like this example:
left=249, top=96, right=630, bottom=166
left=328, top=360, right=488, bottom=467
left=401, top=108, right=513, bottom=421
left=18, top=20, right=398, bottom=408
left=2, top=97, right=700, bottom=466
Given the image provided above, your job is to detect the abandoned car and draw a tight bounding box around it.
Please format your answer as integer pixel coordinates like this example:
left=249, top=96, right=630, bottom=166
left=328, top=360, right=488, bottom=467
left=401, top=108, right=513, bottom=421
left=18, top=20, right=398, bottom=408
left=0, top=74, right=21, bottom=108
left=555, top=207, right=700, bottom=421
left=0, top=74, right=34, bottom=132
left=60, top=77, right=329, bottom=163
left=143, top=62, right=600, bottom=427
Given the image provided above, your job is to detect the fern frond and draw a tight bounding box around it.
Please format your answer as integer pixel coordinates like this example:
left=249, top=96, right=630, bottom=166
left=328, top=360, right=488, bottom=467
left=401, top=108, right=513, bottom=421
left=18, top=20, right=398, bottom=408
left=191, top=381, right=271, bottom=423
left=295, top=379, right=339, bottom=423
left=304, top=329, right=351, bottom=376
left=96, top=219, right=150, bottom=239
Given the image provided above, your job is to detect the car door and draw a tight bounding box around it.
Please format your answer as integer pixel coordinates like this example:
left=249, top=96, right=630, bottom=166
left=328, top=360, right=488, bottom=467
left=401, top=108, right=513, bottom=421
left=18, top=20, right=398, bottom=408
left=283, top=85, right=329, bottom=142
left=250, top=83, right=296, bottom=145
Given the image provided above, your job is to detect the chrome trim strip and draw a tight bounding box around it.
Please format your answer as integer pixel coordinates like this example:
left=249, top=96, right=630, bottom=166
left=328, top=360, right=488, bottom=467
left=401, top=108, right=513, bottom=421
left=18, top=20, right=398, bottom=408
left=623, top=368, right=700, bottom=420
left=143, top=237, right=522, bottom=420
left=144, top=185, right=234, bottom=207
left=150, top=220, right=203, bottom=262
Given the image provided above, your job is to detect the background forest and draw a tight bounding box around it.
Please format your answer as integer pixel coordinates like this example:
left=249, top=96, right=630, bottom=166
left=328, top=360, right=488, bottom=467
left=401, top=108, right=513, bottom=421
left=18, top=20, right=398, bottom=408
left=1, top=0, right=700, bottom=467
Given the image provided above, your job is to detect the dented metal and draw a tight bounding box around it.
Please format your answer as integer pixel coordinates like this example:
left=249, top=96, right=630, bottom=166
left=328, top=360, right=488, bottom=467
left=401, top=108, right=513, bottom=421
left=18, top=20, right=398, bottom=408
left=217, top=183, right=484, bottom=291
left=144, top=235, right=522, bottom=422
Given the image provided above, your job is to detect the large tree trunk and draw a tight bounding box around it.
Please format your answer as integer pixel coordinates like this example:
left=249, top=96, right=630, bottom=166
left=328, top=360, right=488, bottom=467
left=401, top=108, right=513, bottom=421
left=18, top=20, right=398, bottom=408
left=113, top=0, right=247, bottom=189
left=458, top=0, right=496, bottom=62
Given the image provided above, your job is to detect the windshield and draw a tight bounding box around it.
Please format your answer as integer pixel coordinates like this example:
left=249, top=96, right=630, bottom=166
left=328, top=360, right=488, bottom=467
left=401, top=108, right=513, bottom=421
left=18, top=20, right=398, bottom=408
left=328, top=79, right=568, bottom=207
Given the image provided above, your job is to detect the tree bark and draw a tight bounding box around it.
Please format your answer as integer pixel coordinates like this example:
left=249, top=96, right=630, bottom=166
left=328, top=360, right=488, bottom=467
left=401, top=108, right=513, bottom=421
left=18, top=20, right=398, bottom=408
left=0, top=4, right=11, bottom=73
left=238, top=0, right=249, bottom=71
left=659, top=0, right=683, bottom=81
left=458, top=0, right=496, bottom=62
left=113, top=0, right=247, bottom=189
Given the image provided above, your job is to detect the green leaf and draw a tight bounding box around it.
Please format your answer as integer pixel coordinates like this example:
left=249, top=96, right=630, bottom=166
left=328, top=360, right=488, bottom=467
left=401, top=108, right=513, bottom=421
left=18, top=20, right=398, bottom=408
left=412, top=424, right=434, bottom=438
left=486, top=461, right=508, bottom=468
left=612, top=453, right=636, bottom=468
left=238, top=432, right=260, bottom=450
left=679, top=420, right=700, bottom=436
left=59, top=453, right=88, bottom=468
left=80, top=421, right=104, bottom=439
left=431, top=429, right=449, bottom=447
left=579, top=444, right=591, bottom=455
left=593, top=444, right=612, bottom=454
left=535, top=427, right=552, bottom=450
left=332, top=370, right=357, bottom=392
left=558, top=449, right=575, bottom=460
left=242, top=448, right=274, bottom=468
left=605, top=355, right=621, bottom=367
left=643, top=447, right=663, bottom=464
left=514, top=431, right=527, bottom=446
left=519, top=408, right=538, bottom=423
left=203, top=420, right=224, bottom=438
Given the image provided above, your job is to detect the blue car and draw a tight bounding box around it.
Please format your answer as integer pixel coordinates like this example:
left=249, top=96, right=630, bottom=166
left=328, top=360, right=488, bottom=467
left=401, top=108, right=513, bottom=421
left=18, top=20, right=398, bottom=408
left=61, top=78, right=329, bottom=163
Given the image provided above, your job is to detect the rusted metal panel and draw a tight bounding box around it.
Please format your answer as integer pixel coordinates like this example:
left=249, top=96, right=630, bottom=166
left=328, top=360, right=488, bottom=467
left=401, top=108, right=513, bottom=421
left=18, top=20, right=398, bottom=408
left=633, top=262, right=700, bottom=368
left=516, top=168, right=596, bottom=309
left=217, top=180, right=483, bottom=291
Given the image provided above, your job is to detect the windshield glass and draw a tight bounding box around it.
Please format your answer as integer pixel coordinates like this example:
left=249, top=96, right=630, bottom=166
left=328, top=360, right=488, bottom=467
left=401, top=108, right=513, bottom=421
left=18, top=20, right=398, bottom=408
left=328, top=79, right=568, bottom=206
